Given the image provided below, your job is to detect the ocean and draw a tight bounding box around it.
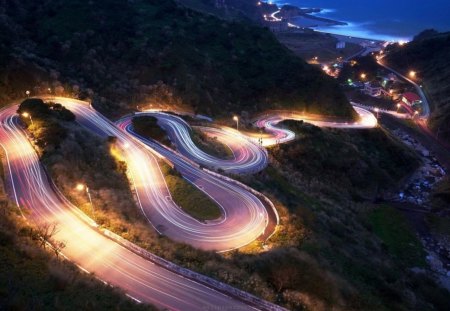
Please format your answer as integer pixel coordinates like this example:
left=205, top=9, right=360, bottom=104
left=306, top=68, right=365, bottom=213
left=273, top=0, right=450, bottom=41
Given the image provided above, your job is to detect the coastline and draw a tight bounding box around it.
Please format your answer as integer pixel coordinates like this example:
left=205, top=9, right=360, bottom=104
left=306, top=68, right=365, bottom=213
left=268, top=2, right=390, bottom=43
left=274, top=5, right=347, bottom=28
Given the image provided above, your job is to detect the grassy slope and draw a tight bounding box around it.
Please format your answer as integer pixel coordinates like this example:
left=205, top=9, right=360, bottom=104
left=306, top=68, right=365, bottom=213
left=11, top=99, right=450, bottom=310
left=0, top=166, right=154, bottom=310
left=0, top=0, right=354, bottom=119
left=159, top=161, right=222, bottom=221
left=385, top=32, right=450, bottom=143
left=385, top=32, right=450, bottom=229
left=369, top=205, right=426, bottom=267
left=273, top=121, right=420, bottom=198
left=235, top=121, right=450, bottom=310
left=191, top=127, right=234, bottom=160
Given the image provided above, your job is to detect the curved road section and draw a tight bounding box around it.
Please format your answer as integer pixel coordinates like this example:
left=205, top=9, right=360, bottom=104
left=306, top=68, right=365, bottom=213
left=0, top=104, right=261, bottom=311
left=254, top=106, right=378, bottom=146
left=127, top=112, right=268, bottom=174
left=55, top=98, right=270, bottom=252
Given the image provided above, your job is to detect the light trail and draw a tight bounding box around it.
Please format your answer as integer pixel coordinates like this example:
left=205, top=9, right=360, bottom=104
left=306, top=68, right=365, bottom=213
left=120, top=112, right=268, bottom=174
left=0, top=104, right=263, bottom=310
left=253, top=105, right=378, bottom=146
left=0, top=96, right=378, bottom=310
left=43, top=98, right=272, bottom=252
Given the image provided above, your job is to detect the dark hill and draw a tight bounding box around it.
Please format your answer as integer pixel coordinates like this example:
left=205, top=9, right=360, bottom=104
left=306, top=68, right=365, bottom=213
left=0, top=0, right=354, bottom=119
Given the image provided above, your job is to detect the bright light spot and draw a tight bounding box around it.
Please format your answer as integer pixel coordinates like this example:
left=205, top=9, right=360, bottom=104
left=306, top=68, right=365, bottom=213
left=76, top=183, right=85, bottom=191
left=22, top=112, right=29, bottom=118
left=409, top=71, right=416, bottom=78
left=233, top=116, right=238, bottom=121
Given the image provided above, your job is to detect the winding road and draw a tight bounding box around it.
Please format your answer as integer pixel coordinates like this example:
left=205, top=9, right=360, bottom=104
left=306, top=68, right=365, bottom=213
left=0, top=96, right=377, bottom=310
left=252, top=105, right=378, bottom=146
left=0, top=104, right=263, bottom=311
left=119, top=111, right=268, bottom=174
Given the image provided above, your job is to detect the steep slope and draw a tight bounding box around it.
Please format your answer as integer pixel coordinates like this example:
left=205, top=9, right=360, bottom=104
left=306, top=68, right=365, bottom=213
left=0, top=0, right=354, bottom=119
left=385, top=31, right=450, bottom=143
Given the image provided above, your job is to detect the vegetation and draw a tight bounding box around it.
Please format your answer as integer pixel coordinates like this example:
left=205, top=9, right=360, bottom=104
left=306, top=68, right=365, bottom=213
left=177, top=0, right=264, bottom=21
left=234, top=121, right=450, bottom=310
left=385, top=30, right=450, bottom=144
left=0, top=173, right=154, bottom=310
left=14, top=99, right=449, bottom=309
left=0, top=0, right=354, bottom=119
left=271, top=121, right=420, bottom=198
left=132, top=116, right=171, bottom=146
left=17, top=99, right=141, bottom=237
left=369, top=205, right=426, bottom=267
left=191, top=127, right=234, bottom=159
left=276, top=31, right=362, bottom=63
left=160, top=161, right=222, bottom=221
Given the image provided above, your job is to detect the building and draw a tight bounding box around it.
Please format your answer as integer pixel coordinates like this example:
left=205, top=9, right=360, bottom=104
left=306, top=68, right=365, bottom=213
left=364, top=81, right=382, bottom=97
left=336, top=41, right=346, bottom=49
left=402, top=92, right=422, bottom=106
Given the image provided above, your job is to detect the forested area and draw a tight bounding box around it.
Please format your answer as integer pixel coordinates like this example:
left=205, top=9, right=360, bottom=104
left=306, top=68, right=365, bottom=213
left=0, top=0, right=354, bottom=119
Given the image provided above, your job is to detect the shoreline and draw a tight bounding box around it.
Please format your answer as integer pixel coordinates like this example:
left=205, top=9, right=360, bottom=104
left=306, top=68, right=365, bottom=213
left=267, top=2, right=391, bottom=43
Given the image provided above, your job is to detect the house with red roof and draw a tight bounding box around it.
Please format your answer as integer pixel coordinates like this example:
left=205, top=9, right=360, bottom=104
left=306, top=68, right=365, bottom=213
left=402, top=92, right=422, bottom=106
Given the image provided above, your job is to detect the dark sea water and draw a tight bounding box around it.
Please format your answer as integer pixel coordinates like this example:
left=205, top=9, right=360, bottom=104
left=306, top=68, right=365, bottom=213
left=273, top=0, right=450, bottom=41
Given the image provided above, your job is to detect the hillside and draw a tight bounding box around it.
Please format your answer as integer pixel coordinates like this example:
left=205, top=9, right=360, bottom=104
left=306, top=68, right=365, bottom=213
left=385, top=31, right=450, bottom=143
left=176, top=0, right=267, bottom=21
left=0, top=0, right=354, bottom=119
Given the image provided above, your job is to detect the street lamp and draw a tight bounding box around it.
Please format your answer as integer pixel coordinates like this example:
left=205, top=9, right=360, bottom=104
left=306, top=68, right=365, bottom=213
left=396, top=103, right=401, bottom=112
left=22, top=112, right=33, bottom=125
left=360, top=73, right=367, bottom=80
left=409, top=71, right=416, bottom=79
left=233, top=116, right=239, bottom=131
left=25, top=90, right=30, bottom=97
left=374, top=107, right=380, bottom=119
left=76, top=183, right=94, bottom=216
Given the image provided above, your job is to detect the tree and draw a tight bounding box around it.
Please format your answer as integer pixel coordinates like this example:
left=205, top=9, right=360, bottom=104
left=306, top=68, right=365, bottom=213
left=51, top=239, right=67, bottom=259
left=34, top=222, right=59, bottom=249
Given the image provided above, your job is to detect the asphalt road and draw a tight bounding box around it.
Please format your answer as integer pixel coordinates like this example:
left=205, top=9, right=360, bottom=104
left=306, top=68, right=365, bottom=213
left=377, top=58, right=431, bottom=118
left=0, top=104, right=259, bottom=311
left=125, top=112, right=269, bottom=174
left=253, top=105, right=378, bottom=146
left=0, top=96, right=378, bottom=310
left=59, top=98, right=271, bottom=252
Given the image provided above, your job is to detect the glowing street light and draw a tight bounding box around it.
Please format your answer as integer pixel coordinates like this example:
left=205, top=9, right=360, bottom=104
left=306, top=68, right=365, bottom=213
left=76, top=183, right=95, bottom=216
left=396, top=103, right=401, bottom=112
left=233, top=116, right=239, bottom=131
left=22, top=112, right=33, bottom=125
left=374, top=107, right=380, bottom=119
left=360, top=73, right=367, bottom=80
left=25, top=90, right=30, bottom=97
left=409, top=71, right=416, bottom=78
